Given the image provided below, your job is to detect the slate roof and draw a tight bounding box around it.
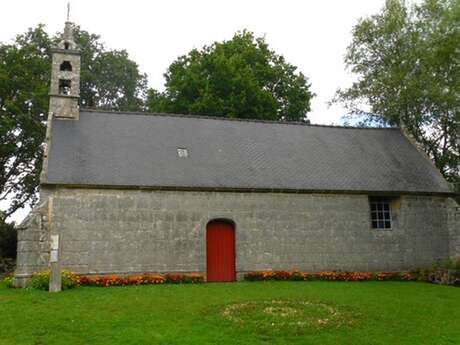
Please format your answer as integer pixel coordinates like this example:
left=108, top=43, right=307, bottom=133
left=44, top=109, right=454, bottom=195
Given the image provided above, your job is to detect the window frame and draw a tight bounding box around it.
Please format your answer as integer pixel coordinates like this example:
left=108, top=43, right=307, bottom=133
left=369, top=196, right=393, bottom=230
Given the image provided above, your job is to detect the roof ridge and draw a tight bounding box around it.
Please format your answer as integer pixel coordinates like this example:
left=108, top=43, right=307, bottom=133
left=80, top=108, right=399, bottom=130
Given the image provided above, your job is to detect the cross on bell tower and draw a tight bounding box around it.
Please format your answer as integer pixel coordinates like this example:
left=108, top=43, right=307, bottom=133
left=49, top=8, right=81, bottom=119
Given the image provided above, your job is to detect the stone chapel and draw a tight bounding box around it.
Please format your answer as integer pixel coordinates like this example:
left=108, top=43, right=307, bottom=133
left=15, top=21, right=460, bottom=288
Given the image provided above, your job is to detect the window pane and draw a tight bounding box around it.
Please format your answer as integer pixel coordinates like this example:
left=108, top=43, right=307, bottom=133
left=369, top=197, right=393, bottom=230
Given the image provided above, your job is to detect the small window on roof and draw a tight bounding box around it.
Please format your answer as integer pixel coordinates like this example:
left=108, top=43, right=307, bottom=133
left=369, top=197, right=392, bottom=229
left=177, top=148, right=188, bottom=158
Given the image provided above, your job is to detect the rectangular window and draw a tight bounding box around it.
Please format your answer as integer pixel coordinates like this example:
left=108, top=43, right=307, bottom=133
left=369, top=197, right=392, bottom=229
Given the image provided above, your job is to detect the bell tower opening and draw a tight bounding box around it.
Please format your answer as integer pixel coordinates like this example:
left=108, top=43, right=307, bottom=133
left=58, top=79, right=71, bottom=95
left=60, top=61, right=72, bottom=71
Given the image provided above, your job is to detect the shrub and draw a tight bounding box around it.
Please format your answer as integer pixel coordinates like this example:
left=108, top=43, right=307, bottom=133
left=374, top=272, right=401, bottom=281
left=1, top=275, right=14, bottom=288
left=312, top=271, right=373, bottom=281
left=443, top=257, right=460, bottom=270
left=27, top=271, right=50, bottom=290
left=409, top=257, right=460, bottom=286
left=244, top=271, right=266, bottom=281
left=187, top=273, right=205, bottom=283
left=82, top=275, right=128, bottom=287
left=164, top=273, right=186, bottom=284
left=273, top=271, right=291, bottom=280
left=62, top=270, right=79, bottom=289
left=163, top=273, right=203, bottom=284
left=290, top=270, right=309, bottom=281
left=144, top=274, right=167, bottom=284
left=27, top=270, right=79, bottom=290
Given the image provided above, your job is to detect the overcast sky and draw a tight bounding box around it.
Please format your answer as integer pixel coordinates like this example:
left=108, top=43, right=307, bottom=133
left=1, top=0, right=387, bottom=222
left=1, top=0, right=387, bottom=125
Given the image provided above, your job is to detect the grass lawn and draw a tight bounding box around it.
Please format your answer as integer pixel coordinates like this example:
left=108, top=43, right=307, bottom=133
left=0, top=281, right=459, bottom=345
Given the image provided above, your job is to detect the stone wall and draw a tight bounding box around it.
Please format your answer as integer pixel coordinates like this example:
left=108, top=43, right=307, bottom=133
left=15, top=200, right=50, bottom=286
left=49, top=96, right=79, bottom=119
left=15, top=188, right=453, bottom=282
left=448, top=198, right=460, bottom=258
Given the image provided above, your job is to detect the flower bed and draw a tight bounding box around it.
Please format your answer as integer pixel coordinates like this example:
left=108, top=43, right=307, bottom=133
left=76, top=272, right=204, bottom=287
left=243, top=270, right=418, bottom=282
left=1, top=271, right=205, bottom=290
left=244, top=271, right=308, bottom=281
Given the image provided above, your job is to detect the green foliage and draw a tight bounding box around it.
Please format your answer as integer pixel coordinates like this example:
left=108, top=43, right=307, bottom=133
left=26, top=270, right=78, bottom=290
left=436, top=257, right=459, bottom=271
left=0, top=25, right=147, bottom=218
left=148, top=31, right=314, bottom=122
left=0, top=220, right=16, bottom=258
left=70, top=29, right=147, bottom=111
left=0, top=26, right=50, bottom=217
left=407, top=257, right=460, bottom=285
left=27, top=271, right=49, bottom=290
left=1, top=275, right=13, bottom=288
left=335, top=0, right=460, bottom=194
left=426, top=257, right=460, bottom=285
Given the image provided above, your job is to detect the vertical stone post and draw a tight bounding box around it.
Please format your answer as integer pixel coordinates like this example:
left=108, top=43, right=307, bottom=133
left=48, top=197, right=62, bottom=292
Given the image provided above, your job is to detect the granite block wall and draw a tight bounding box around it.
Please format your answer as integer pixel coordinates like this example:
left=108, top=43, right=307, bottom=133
left=15, top=200, right=50, bottom=285
left=15, top=188, right=455, bottom=284
left=448, top=198, right=460, bottom=258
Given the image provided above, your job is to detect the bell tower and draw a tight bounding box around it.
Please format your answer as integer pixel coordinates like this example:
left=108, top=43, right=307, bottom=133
left=49, top=18, right=80, bottom=119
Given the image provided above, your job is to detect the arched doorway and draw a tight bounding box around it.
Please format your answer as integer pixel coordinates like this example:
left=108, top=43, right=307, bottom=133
left=206, top=220, right=236, bottom=282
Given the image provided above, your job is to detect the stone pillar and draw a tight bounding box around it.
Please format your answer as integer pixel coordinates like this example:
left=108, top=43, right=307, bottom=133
left=48, top=197, right=62, bottom=292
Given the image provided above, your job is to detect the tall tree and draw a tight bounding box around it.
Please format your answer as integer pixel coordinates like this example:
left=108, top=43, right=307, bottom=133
left=148, top=31, right=314, bottom=122
left=0, top=25, right=148, bottom=219
left=335, top=0, right=460, bottom=194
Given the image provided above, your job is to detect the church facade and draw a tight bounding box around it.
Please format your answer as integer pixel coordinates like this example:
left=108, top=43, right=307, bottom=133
left=14, top=22, right=460, bottom=287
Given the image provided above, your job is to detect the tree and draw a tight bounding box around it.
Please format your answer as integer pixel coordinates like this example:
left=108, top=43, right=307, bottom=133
left=335, top=0, right=460, bottom=194
left=0, top=25, right=148, bottom=219
left=148, top=31, right=314, bottom=122
left=0, top=221, right=16, bottom=259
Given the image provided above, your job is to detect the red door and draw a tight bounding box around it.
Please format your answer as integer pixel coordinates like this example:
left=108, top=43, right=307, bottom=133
left=206, top=221, right=236, bottom=282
